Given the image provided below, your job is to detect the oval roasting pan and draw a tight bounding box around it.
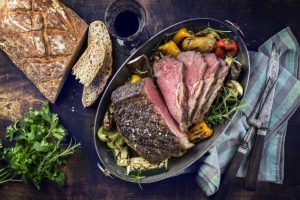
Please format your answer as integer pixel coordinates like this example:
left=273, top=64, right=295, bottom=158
left=94, top=18, right=250, bottom=183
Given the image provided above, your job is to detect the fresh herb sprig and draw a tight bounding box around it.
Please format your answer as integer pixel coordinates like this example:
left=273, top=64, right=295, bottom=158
left=0, top=102, right=80, bottom=189
left=205, top=87, right=246, bottom=126
left=126, top=171, right=145, bottom=190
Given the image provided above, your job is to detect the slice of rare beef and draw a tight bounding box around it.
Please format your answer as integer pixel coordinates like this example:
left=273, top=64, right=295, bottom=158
left=197, top=58, right=230, bottom=122
left=192, top=53, right=220, bottom=124
left=111, top=78, right=193, bottom=164
left=153, top=56, right=188, bottom=133
left=177, top=51, right=207, bottom=125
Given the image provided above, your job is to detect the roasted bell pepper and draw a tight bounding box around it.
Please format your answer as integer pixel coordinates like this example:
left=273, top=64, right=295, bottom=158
left=158, top=40, right=181, bottom=57
left=130, top=74, right=142, bottom=83
left=215, top=47, right=225, bottom=59
left=216, top=38, right=238, bottom=57
left=172, top=27, right=192, bottom=44
left=187, top=121, right=213, bottom=143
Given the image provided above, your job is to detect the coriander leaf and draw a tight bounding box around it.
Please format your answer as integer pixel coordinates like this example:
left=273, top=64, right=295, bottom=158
left=32, top=140, right=54, bottom=152
left=51, top=126, right=66, bottom=140
left=6, top=122, right=18, bottom=141
left=47, top=170, right=65, bottom=185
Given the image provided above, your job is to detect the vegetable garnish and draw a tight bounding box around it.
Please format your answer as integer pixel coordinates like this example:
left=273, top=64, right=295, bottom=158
left=126, top=171, right=145, bottom=190
left=215, top=46, right=225, bottom=58
left=205, top=87, right=246, bottom=126
left=0, top=102, right=80, bottom=189
left=172, top=27, right=192, bottom=44
left=130, top=74, right=142, bottom=83
left=158, top=40, right=181, bottom=56
left=187, top=121, right=213, bottom=143
left=216, top=38, right=238, bottom=58
left=196, top=26, right=231, bottom=38
left=225, top=55, right=242, bottom=67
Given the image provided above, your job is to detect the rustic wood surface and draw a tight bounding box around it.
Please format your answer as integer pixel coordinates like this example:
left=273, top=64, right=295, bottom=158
left=1, top=0, right=300, bottom=199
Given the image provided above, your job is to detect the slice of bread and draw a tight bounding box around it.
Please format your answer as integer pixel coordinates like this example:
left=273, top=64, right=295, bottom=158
left=87, top=21, right=111, bottom=46
left=82, top=21, right=113, bottom=107
left=82, top=54, right=112, bottom=107
left=72, top=36, right=106, bottom=86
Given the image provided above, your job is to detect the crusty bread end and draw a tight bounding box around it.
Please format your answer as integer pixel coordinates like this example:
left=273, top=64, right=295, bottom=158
left=82, top=21, right=113, bottom=107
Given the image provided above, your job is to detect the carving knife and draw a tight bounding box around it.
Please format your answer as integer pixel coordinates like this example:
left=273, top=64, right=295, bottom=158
left=244, top=44, right=280, bottom=190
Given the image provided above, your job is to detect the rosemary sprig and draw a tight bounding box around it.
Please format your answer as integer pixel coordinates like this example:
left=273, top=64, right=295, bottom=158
left=126, top=171, right=145, bottom=190
left=0, top=167, right=21, bottom=184
left=196, top=23, right=232, bottom=38
left=205, top=87, right=246, bottom=126
left=131, top=68, right=148, bottom=75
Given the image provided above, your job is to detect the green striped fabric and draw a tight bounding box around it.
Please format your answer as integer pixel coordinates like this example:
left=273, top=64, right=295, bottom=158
left=195, top=27, right=300, bottom=196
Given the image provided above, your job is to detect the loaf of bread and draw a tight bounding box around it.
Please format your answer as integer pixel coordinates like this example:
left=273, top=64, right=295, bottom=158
left=0, top=0, right=88, bottom=103
left=82, top=21, right=113, bottom=107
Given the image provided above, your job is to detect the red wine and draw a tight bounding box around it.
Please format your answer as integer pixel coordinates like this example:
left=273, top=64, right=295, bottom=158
left=114, top=10, right=139, bottom=38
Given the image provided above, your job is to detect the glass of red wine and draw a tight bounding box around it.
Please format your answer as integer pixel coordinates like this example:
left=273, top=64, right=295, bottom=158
left=104, top=0, right=148, bottom=55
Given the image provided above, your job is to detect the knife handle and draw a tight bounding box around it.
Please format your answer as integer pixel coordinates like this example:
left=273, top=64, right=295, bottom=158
left=244, top=132, right=266, bottom=190
left=214, top=146, right=247, bottom=200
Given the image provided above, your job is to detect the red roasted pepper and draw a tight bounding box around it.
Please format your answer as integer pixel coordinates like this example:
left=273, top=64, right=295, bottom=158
left=216, top=38, right=238, bottom=57
left=215, top=47, right=225, bottom=58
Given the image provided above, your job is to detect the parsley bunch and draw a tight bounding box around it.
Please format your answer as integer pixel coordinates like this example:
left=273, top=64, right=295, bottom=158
left=0, top=102, right=80, bottom=189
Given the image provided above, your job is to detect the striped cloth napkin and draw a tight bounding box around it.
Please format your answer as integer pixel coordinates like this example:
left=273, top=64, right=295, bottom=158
left=195, top=27, right=300, bottom=196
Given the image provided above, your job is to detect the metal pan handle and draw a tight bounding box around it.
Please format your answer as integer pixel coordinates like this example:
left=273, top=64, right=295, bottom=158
left=224, top=20, right=245, bottom=38
left=97, top=162, right=115, bottom=179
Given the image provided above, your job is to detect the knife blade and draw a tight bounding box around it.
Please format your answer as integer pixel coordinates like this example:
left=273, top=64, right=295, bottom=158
left=244, top=43, right=280, bottom=190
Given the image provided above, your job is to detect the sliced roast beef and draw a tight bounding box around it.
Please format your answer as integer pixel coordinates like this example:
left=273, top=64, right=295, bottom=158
left=192, top=53, right=220, bottom=124
left=178, top=51, right=207, bottom=125
left=111, top=78, right=193, bottom=164
left=153, top=56, right=188, bottom=133
left=197, top=58, right=230, bottom=122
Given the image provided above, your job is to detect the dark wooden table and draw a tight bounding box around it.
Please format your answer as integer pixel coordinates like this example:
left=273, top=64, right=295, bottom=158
left=1, top=0, right=300, bottom=199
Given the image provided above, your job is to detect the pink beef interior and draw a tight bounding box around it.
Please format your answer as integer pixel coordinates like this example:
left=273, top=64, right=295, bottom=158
left=144, top=78, right=192, bottom=148
left=178, top=51, right=207, bottom=123
left=191, top=53, right=220, bottom=123
left=178, top=51, right=206, bottom=96
left=203, top=53, right=219, bottom=80
left=153, top=57, right=183, bottom=124
left=217, top=58, right=230, bottom=79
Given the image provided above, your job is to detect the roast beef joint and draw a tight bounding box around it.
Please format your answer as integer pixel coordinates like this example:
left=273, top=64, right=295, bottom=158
left=111, top=51, right=230, bottom=163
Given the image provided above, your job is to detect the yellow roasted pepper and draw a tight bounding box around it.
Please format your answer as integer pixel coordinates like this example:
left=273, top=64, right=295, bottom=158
left=158, top=40, right=181, bottom=57
left=172, top=27, right=192, bottom=44
left=187, top=121, right=213, bottom=143
left=130, top=74, right=142, bottom=83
